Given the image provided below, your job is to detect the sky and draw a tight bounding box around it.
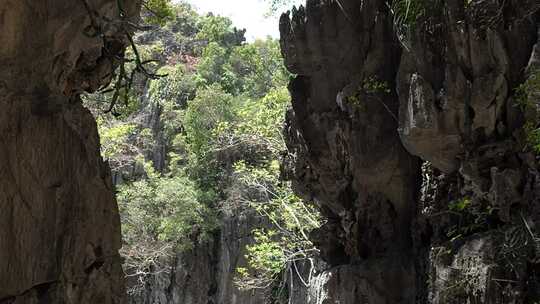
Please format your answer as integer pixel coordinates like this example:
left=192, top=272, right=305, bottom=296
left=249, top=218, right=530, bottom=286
left=180, top=0, right=303, bottom=41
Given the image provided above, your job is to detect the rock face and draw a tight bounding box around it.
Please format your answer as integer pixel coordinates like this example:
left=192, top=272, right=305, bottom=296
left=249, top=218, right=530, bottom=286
left=281, top=0, right=540, bottom=303
left=128, top=210, right=268, bottom=304
left=0, top=0, right=140, bottom=303
left=280, top=0, right=419, bottom=302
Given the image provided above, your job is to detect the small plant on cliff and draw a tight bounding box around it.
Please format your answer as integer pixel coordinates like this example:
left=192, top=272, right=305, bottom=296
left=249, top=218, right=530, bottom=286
left=228, top=89, right=322, bottom=295
left=345, top=76, right=398, bottom=121
left=363, top=76, right=391, bottom=95
left=390, top=0, right=428, bottom=30
left=448, top=197, right=472, bottom=212
left=388, top=0, right=443, bottom=49
left=143, top=0, right=175, bottom=25
left=516, top=68, right=540, bottom=153
left=263, top=0, right=303, bottom=15
left=233, top=160, right=322, bottom=293
left=347, top=76, right=391, bottom=106
left=445, top=196, right=495, bottom=241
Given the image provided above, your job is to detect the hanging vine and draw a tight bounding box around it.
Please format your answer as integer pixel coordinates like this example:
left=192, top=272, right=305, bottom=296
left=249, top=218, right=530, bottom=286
left=80, top=0, right=169, bottom=116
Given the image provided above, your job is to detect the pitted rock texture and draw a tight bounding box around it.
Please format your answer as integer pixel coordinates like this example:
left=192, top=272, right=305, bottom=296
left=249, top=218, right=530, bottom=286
left=281, top=0, right=419, bottom=302
left=281, top=0, right=539, bottom=303
left=0, top=0, right=140, bottom=303
left=397, top=0, right=538, bottom=173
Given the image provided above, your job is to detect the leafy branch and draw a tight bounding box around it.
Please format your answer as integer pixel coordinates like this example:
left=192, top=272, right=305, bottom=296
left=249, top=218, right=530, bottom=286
left=80, top=0, right=169, bottom=115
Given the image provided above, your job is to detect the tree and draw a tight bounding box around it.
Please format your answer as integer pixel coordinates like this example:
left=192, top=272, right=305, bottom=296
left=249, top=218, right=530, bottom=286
left=167, top=2, right=200, bottom=37
left=227, top=38, right=289, bottom=97
left=196, top=14, right=246, bottom=48
left=196, top=42, right=234, bottom=90
left=216, top=86, right=322, bottom=295
left=143, top=0, right=175, bottom=25
left=178, top=84, right=238, bottom=202
left=119, top=161, right=217, bottom=293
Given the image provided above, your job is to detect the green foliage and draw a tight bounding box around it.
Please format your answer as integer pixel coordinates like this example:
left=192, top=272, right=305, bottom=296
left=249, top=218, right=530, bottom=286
left=391, top=0, right=428, bottom=29
left=233, top=87, right=290, bottom=152
left=516, top=69, right=540, bottom=111
left=167, top=2, right=200, bottom=36
left=196, top=42, right=233, bottom=89
left=173, top=84, right=237, bottom=203
left=143, top=0, right=175, bottom=25
left=148, top=64, right=196, bottom=138
left=227, top=39, right=290, bottom=97
left=389, top=0, right=443, bottom=48
left=346, top=76, right=391, bottom=107
left=118, top=160, right=216, bottom=248
left=228, top=88, right=321, bottom=291
left=149, top=65, right=195, bottom=100
left=525, top=122, right=540, bottom=154
left=182, top=84, right=236, bottom=160
left=118, top=160, right=218, bottom=290
left=263, top=0, right=300, bottom=15
left=448, top=197, right=471, bottom=212
left=516, top=68, right=540, bottom=153
left=89, top=5, right=320, bottom=295
left=238, top=230, right=285, bottom=279
left=347, top=93, right=363, bottom=108
left=362, top=76, right=391, bottom=95
left=445, top=197, right=494, bottom=241
left=93, top=116, right=154, bottom=172
left=196, top=38, right=288, bottom=96
left=99, top=122, right=137, bottom=160
left=196, top=14, right=245, bottom=48
left=233, top=159, right=321, bottom=290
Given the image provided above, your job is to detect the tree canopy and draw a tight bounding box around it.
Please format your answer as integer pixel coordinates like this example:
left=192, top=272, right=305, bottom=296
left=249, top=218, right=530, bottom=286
left=84, top=1, right=320, bottom=298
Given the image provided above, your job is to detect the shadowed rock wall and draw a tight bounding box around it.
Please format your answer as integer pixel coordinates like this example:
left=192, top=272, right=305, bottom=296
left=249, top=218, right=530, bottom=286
left=0, top=1, right=140, bottom=303
left=280, top=0, right=540, bottom=303
left=281, top=1, right=420, bottom=302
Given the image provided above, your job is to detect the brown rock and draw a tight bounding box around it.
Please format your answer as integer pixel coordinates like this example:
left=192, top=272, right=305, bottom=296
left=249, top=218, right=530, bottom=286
left=0, top=0, right=140, bottom=302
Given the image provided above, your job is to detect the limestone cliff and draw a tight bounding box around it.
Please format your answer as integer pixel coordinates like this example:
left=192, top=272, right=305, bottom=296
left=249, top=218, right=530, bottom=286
left=280, top=0, right=540, bottom=303
left=0, top=0, right=140, bottom=303
left=127, top=210, right=269, bottom=304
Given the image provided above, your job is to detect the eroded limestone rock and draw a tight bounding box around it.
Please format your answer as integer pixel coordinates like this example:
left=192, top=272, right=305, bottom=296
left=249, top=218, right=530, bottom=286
left=280, top=0, right=539, bottom=303
left=0, top=0, right=140, bottom=302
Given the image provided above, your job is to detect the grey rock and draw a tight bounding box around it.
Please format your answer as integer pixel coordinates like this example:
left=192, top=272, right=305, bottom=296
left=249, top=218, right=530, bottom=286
left=280, top=0, right=540, bottom=303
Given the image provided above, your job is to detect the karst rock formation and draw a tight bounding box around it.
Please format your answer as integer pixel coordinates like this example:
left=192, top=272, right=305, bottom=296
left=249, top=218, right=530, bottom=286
left=0, top=0, right=140, bottom=303
left=280, top=0, right=540, bottom=303
left=1, top=0, right=540, bottom=303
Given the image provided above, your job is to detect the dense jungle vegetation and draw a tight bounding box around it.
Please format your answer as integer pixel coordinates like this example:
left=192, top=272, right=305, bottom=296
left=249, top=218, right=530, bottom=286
left=83, top=0, right=321, bottom=297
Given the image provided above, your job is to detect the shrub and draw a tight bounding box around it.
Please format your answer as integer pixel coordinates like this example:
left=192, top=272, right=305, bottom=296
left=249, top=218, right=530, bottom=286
left=516, top=68, right=540, bottom=153
left=119, top=160, right=217, bottom=292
